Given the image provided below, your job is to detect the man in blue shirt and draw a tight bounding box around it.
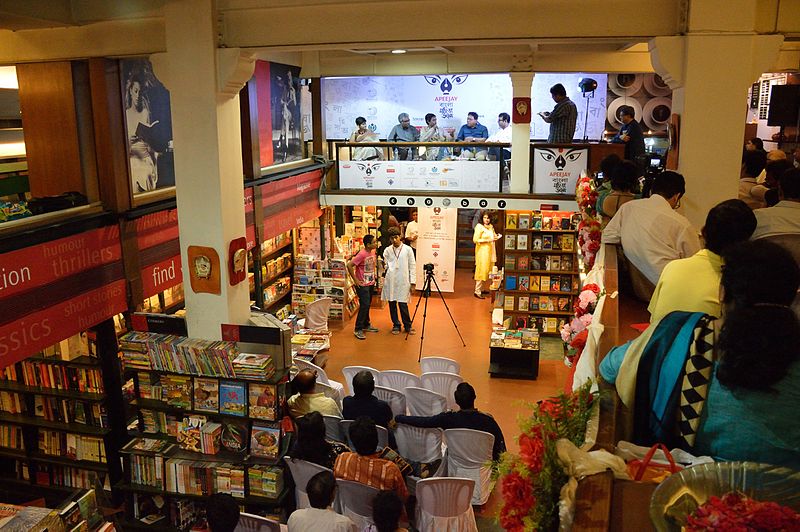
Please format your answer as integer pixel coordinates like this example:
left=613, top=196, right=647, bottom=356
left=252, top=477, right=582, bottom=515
left=456, top=112, right=489, bottom=159
left=538, top=83, right=577, bottom=143
left=387, top=112, right=420, bottom=160
left=612, top=105, right=645, bottom=165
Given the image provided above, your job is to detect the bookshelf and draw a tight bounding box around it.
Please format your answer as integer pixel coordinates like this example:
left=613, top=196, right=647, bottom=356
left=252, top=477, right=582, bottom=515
left=456, top=210, right=476, bottom=269
left=119, top=317, right=293, bottom=528
left=250, top=231, right=294, bottom=319
left=0, top=321, right=127, bottom=506
left=500, top=210, right=581, bottom=335
left=292, top=256, right=359, bottom=322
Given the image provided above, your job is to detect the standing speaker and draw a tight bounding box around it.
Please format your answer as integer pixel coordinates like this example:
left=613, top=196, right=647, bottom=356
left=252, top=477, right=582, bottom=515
left=767, top=85, right=800, bottom=126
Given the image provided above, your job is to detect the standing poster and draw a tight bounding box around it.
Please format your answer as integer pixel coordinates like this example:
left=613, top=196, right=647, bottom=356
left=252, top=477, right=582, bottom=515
left=415, top=207, right=457, bottom=293
left=254, top=61, right=304, bottom=168
left=121, top=58, right=175, bottom=195
left=532, top=147, right=588, bottom=194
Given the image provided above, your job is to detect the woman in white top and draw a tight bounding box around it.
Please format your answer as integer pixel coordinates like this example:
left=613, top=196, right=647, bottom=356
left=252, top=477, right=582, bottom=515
left=420, top=113, right=451, bottom=161
left=349, top=117, right=383, bottom=161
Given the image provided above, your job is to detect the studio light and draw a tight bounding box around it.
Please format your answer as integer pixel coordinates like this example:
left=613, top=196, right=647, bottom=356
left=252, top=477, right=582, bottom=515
left=578, top=78, right=598, bottom=142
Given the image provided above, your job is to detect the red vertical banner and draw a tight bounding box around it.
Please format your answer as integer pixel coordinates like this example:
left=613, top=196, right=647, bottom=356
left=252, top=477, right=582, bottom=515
left=254, top=61, right=273, bottom=168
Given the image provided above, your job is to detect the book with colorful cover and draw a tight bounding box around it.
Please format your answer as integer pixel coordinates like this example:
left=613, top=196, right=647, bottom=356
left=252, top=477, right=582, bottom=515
left=539, top=296, right=551, bottom=312
left=505, top=275, right=517, bottom=291
left=561, top=276, right=572, bottom=292
left=517, top=255, right=530, bottom=270
left=540, top=275, right=550, bottom=292
left=545, top=317, right=558, bottom=333
left=559, top=234, right=575, bottom=252
left=531, top=257, right=542, bottom=270
left=506, top=213, right=518, bottom=229
left=160, top=375, right=191, bottom=409
left=514, top=316, right=528, bottom=329
left=557, top=297, right=571, bottom=311
left=530, top=275, right=540, bottom=291
left=542, top=235, right=553, bottom=250
left=561, top=255, right=574, bottom=271
left=177, top=415, right=206, bottom=452
left=504, top=234, right=516, bottom=250
left=532, top=237, right=543, bottom=250
left=220, top=419, right=249, bottom=453
left=542, top=216, right=552, bottom=230
left=518, top=214, right=530, bottom=230
left=530, top=296, right=539, bottom=310
left=503, top=296, right=515, bottom=311
left=518, top=276, right=529, bottom=291
left=518, top=296, right=529, bottom=312
left=551, top=276, right=560, bottom=292
left=504, top=255, right=516, bottom=271
left=250, top=422, right=281, bottom=459
left=516, top=234, right=528, bottom=250
left=248, top=383, right=278, bottom=421
left=533, top=213, right=542, bottom=230
left=193, top=378, right=219, bottom=413
left=219, top=381, right=247, bottom=417
left=550, top=255, right=561, bottom=271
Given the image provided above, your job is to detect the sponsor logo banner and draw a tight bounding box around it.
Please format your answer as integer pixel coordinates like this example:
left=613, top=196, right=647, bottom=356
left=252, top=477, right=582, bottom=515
left=339, top=160, right=498, bottom=192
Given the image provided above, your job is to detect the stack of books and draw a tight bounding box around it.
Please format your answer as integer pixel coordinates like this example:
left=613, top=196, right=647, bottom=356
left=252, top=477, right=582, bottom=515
left=232, top=353, right=275, bottom=381
left=120, top=332, right=239, bottom=378
left=164, top=459, right=246, bottom=497
left=248, top=465, right=284, bottom=498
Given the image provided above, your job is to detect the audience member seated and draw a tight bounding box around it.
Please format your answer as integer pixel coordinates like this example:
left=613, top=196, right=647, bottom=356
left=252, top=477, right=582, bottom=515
left=420, top=113, right=451, bottom=161
left=594, top=153, right=623, bottom=214
left=288, top=369, right=342, bottom=419
left=287, top=471, right=357, bottom=532
left=364, top=491, right=408, bottom=532
left=394, top=382, right=506, bottom=460
left=738, top=149, right=769, bottom=209
left=333, top=417, right=408, bottom=501
left=600, top=240, right=800, bottom=468
left=206, top=493, right=240, bottom=532
left=744, top=136, right=764, bottom=153
left=602, top=171, right=701, bottom=291
left=598, top=160, right=640, bottom=226
left=648, top=199, right=756, bottom=322
left=752, top=167, right=800, bottom=239
left=342, top=370, right=395, bottom=447
left=349, top=116, right=382, bottom=161
left=762, top=159, right=792, bottom=207
left=290, top=411, right=350, bottom=469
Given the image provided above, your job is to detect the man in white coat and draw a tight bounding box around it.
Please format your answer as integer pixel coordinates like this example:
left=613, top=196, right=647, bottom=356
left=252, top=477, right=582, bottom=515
left=382, top=227, right=416, bottom=335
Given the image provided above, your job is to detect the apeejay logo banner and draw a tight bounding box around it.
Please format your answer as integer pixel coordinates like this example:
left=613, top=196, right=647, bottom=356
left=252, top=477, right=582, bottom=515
left=532, top=147, right=587, bottom=194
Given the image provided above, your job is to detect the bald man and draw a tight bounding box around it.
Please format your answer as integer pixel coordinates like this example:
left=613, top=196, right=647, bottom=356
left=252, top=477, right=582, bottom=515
left=287, top=369, right=342, bottom=419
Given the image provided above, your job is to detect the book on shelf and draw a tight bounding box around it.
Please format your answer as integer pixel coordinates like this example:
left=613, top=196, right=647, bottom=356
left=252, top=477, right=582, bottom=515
left=530, top=256, right=542, bottom=270
left=232, top=353, right=275, bottom=381
left=503, top=256, right=515, bottom=271
left=38, top=431, right=106, bottom=463
left=505, top=275, right=517, bottom=291
left=561, top=255, right=574, bottom=271
left=530, top=295, right=540, bottom=310
left=514, top=316, right=528, bottom=329
left=540, top=276, right=550, bottom=292
left=120, top=331, right=239, bottom=378
left=549, top=255, right=561, bottom=271
left=561, top=276, right=572, bottom=292
left=250, top=422, right=281, bottom=459
left=557, top=297, right=571, bottom=312
left=122, top=436, right=175, bottom=454
left=177, top=415, right=207, bottom=453
left=0, top=391, right=24, bottom=414
left=542, top=235, right=553, bottom=250
left=219, top=419, right=249, bottom=452
left=0, top=424, right=23, bottom=450
left=504, top=234, right=516, bottom=250
left=248, top=383, right=278, bottom=421
left=518, top=296, right=529, bottom=312
left=552, top=234, right=562, bottom=250
left=160, top=375, right=192, bottom=409
left=201, top=421, right=223, bottom=454
left=132, top=493, right=166, bottom=523
left=193, top=377, right=219, bottom=413
left=545, top=317, right=559, bottom=333
left=530, top=275, right=540, bottom=291
left=532, top=213, right=542, bottom=230
left=551, top=277, right=560, bottom=292
left=518, top=214, right=530, bottom=230
left=542, top=215, right=552, bottom=230
left=539, top=296, right=552, bottom=312
left=516, top=234, right=528, bottom=250
left=532, top=237, right=542, bottom=250
left=219, top=381, right=247, bottom=417
left=517, top=255, right=529, bottom=270
left=506, top=213, right=518, bottom=229
left=503, top=296, right=514, bottom=311
left=518, top=275, right=529, bottom=291
left=248, top=465, right=284, bottom=498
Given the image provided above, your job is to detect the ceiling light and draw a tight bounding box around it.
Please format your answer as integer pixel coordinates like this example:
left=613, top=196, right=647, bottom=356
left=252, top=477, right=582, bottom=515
left=391, top=49, right=407, bottom=54
left=0, top=66, right=18, bottom=89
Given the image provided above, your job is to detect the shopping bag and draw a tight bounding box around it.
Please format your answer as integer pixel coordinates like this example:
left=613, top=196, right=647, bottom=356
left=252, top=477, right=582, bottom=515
left=626, top=443, right=682, bottom=483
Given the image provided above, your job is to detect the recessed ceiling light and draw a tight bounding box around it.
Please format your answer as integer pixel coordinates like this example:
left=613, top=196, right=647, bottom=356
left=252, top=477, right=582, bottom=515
left=391, top=49, right=407, bottom=54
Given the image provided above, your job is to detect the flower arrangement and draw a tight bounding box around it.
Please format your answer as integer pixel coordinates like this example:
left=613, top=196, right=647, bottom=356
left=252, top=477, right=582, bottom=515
left=575, top=174, right=602, bottom=271
left=686, top=492, right=800, bottom=531
left=496, top=382, right=596, bottom=531
left=560, top=283, right=602, bottom=366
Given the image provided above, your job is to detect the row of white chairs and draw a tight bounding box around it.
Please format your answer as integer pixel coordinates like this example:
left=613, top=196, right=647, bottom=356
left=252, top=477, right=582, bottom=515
left=284, top=455, right=479, bottom=531
left=341, top=366, right=464, bottom=411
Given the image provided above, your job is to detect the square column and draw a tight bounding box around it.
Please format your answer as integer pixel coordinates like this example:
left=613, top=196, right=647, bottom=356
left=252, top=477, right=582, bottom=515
left=509, top=72, right=534, bottom=194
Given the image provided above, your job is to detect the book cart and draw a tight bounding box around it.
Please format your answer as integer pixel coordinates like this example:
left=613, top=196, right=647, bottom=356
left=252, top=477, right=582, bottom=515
left=117, top=313, right=294, bottom=530
left=0, top=323, right=128, bottom=506
left=500, top=210, right=581, bottom=336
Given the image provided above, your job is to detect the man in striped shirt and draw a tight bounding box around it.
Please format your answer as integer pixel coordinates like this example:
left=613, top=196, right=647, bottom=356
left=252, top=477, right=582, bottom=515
left=538, top=83, right=578, bottom=143
left=333, top=416, right=408, bottom=501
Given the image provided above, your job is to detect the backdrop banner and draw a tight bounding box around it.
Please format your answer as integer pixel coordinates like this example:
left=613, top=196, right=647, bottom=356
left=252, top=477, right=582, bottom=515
left=415, top=207, right=457, bottom=293
left=338, top=160, right=499, bottom=191
left=532, top=147, right=588, bottom=194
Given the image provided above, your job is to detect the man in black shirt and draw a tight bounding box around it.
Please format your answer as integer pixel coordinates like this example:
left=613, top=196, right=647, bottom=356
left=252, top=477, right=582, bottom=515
left=394, top=382, right=506, bottom=460
left=342, top=370, right=395, bottom=447
left=612, top=106, right=645, bottom=164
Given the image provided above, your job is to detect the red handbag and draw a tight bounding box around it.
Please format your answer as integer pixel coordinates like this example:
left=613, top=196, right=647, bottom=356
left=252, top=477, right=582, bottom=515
left=626, top=443, right=682, bottom=483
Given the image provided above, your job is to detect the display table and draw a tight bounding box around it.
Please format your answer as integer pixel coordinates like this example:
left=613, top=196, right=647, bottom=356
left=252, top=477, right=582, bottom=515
left=488, top=345, right=539, bottom=379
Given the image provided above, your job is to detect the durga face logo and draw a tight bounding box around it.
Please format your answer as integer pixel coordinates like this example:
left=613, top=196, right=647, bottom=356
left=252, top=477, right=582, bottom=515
left=356, top=162, right=382, bottom=177
left=424, top=74, right=468, bottom=95
left=538, top=148, right=584, bottom=170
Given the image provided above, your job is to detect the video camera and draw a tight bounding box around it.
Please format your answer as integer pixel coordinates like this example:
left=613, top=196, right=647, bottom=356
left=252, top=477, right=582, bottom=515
left=423, top=263, right=435, bottom=274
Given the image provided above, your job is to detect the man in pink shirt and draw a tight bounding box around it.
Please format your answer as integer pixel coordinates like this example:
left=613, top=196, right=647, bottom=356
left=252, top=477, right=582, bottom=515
left=346, top=234, right=380, bottom=340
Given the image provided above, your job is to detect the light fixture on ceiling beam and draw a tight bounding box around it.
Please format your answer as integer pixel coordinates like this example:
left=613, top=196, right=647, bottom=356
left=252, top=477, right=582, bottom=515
left=391, top=49, right=407, bottom=54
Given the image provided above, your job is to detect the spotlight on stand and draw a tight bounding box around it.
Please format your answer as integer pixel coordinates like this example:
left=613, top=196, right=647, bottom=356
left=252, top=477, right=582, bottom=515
left=578, top=78, right=598, bottom=143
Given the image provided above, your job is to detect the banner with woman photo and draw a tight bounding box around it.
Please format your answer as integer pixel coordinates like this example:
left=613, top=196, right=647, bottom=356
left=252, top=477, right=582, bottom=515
left=120, top=58, right=175, bottom=195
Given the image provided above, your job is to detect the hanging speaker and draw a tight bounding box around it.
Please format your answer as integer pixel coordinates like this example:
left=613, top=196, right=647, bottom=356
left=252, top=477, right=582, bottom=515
left=608, top=73, right=643, bottom=96
left=643, top=97, right=672, bottom=132
left=643, top=74, right=671, bottom=97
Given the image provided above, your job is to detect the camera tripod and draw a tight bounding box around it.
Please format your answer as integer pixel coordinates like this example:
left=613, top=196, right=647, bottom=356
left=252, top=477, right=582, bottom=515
left=407, top=267, right=466, bottom=361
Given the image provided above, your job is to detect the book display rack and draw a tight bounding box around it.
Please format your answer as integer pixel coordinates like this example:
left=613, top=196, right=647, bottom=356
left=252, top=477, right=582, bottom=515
left=118, top=316, right=292, bottom=529
left=250, top=231, right=294, bottom=319
left=292, top=255, right=358, bottom=321
left=0, top=322, right=127, bottom=506
left=501, top=210, right=581, bottom=335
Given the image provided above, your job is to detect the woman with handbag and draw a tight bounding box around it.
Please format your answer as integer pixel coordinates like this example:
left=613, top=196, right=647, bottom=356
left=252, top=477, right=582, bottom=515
left=600, top=240, right=800, bottom=468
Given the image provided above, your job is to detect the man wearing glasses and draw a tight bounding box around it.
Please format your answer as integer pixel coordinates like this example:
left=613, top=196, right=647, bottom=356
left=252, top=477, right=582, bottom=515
left=387, top=112, right=420, bottom=160
left=601, top=171, right=701, bottom=297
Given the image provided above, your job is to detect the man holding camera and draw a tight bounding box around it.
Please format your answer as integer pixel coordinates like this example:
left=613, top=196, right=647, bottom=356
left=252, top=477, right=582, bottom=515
left=382, top=227, right=416, bottom=335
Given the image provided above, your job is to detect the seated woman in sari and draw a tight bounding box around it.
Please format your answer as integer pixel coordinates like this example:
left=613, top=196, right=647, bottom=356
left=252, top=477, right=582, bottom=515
left=349, top=116, right=383, bottom=161
left=600, top=240, right=800, bottom=468
left=420, top=113, right=451, bottom=161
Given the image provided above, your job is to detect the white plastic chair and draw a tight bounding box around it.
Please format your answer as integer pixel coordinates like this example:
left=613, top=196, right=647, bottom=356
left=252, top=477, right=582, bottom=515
left=377, top=369, right=421, bottom=392
left=296, top=358, right=345, bottom=403
left=374, top=385, right=407, bottom=417
left=339, top=419, right=389, bottom=451
left=420, top=372, right=463, bottom=411
left=336, top=478, right=379, bottom=530
left=404, top=386, right=447, bottom=417
left=415, top=477, right=477, bottom=532
left=314, top=381, right=343, bottom=410
left=234, top=512, right=281, bottom=532
left=420, top=356, right=461, bottom=375
left=299, top=296, right=332, bottom=331
left=341, top=365, right=380, bottom=396
left=284, top=457, right=333, bottom=509
left=322, top=414, right=344, bottom=442
left=443, top=428, right=495, bottom=505
left=394, top=424, right=444, bottom=464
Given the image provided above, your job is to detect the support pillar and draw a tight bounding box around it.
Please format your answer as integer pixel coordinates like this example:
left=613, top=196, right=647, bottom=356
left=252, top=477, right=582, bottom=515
left=509, top=72, right=534, bottom=194
left=157, top=0, right=255, bottom=339
left=649, top=32, right=782, bottom=227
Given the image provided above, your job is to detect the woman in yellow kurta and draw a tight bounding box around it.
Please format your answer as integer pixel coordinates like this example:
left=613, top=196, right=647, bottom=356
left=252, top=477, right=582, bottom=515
left=473, top=211, right=501, bottom=298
